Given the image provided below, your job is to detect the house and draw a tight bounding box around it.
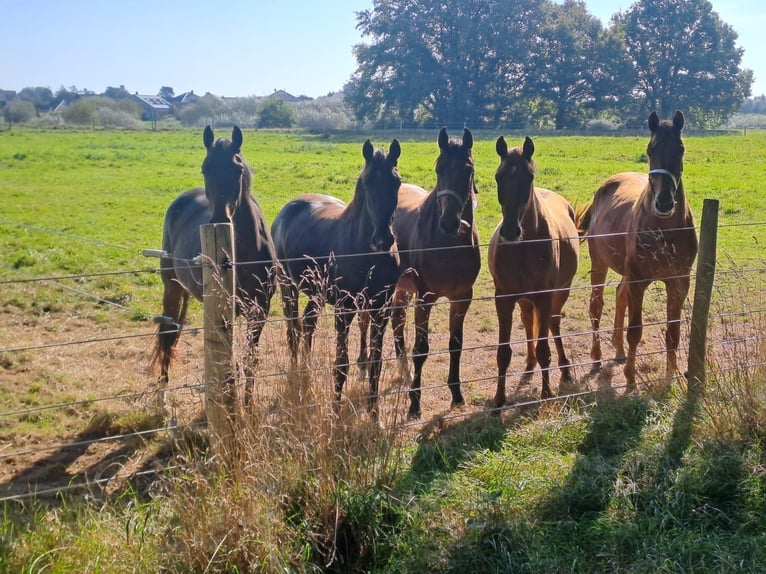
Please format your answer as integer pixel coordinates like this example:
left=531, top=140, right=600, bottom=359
left=131, top=93, right=172, bottom=129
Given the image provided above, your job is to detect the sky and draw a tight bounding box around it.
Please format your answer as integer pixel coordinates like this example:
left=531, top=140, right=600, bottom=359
left=2, top=0, right=764, bottom=99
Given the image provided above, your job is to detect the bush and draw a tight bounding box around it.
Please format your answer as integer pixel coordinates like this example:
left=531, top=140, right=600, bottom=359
left=97, top=107, right=143, bottom=129
left=295, top=98, right=355, bottom=131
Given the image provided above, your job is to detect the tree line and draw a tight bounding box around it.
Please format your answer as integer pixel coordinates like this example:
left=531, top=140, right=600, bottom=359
left=344, top=0, right=754, bottom=129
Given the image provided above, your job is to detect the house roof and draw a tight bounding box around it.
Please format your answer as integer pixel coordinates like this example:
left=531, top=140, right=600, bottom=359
left=132, top=93, right=171, bottom=110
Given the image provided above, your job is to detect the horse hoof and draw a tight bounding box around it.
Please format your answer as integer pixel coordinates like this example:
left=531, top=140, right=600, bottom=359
left=407, top=409, right=422, bottom=421
left=614, top=354, right=627, bottom=365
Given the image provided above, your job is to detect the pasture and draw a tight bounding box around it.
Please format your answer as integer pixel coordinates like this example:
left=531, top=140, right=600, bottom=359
left=0, top=126, right=765, bottom=572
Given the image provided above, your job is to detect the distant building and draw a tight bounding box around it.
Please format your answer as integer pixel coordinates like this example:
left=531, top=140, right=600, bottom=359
left=169, top=91, right=199, bottom=106
left=131, top=93, right=172, bottom=129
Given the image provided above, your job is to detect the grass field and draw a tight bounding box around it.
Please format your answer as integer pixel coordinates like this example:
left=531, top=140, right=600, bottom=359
left=0, top=126, right=765, bottom=572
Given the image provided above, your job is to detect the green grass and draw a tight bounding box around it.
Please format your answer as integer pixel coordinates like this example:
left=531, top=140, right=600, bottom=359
left=1, top=126, right=765, bottom=572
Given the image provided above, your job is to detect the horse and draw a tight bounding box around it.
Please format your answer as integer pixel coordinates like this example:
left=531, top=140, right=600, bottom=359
left=576, top=110, right=698, bottom=391
left=151, top=125, right=277, bottom=404
left=488, top=136, right=579, bottom=407
left=270, top=139, right=402, bottom=417
left=386, top=127, right=481, bottom=419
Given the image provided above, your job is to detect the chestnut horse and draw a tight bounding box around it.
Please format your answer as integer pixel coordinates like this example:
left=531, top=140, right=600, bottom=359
left=489, top=136, right=579, bottom=406
left=151, top=126, right=276, bottom=402
left=271, top=139, right=402, bottom=416
left=576, top=110, right=698, bottom=390
left=388, top=128, right=481, bottom=419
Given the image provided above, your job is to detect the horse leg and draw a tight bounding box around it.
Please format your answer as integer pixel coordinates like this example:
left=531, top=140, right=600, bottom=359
left=366, top=298, right=391, bottom=422
left=551, top=286, right=573, bottom=384
left=153, top=278, right=188, bottom=407
left=408, top=295, right=435, bottom=419
left=333, top=301, right=354, bottom=416
left=301, top=294, right=323, bottom=359
left=588, top=260, right=608, bottom=374
left=279, top=278, right=301, bottom=365
left=519, top=299, right=536, bottom=382
left=493, top=292, right=516, bottom=410
left=391, top=288, right=412, bottom=385
left=446, top=292, right=472, bottom=409
left=665, top=275, right=690, bottom=382
left=534, top=296, right=554, bottom=399
left=356, top=311, right=369, bottom=382
left=624, top=277, right=649, bottom=392
left=613, top=278, right=629, bottom=363
left=242, top=301, right=267, bottom=406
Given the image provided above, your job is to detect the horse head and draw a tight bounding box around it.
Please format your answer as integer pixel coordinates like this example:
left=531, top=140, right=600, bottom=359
left=494, top=136, right=535, bottom=242
left=202, top=125, right=250, bottom=224
left=646, top=110, right=685, bottom=218
left=435, top=127, right=476, bottom=235
left=360, top=138, right=402, bottom=251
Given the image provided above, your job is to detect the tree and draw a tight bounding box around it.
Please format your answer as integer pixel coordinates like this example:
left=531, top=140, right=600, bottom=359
left=257, top=97, right=295, bottom=128
left=18, top=87, right=54, bottom=113
left=616, top=0, right=752, bottom=126
left=524, top=0, right=633, bottom=129
left=3, top=100, right=36, bottom=128
left=103, top=85, right=131, bottom=100
left=348, top=0, right=549, bottom=127
left=158, top=86, right=175, bottom=100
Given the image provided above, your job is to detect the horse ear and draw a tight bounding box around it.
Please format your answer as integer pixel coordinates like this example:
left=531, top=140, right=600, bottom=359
left=203, top=125, right=214, bottom=149
left=672, top=110, right=685, bottom=132
left=647, top=111, right=660, bottom=133
left=231, top=126, right=243, bottom=152
left=438, top=127, right=449, bottom=150
left=362, top=139, right=374, bottom=162
left=389, top=139, right=401, bottom=164
left=523, top=136, right=535, bottom=159
left=462, top=128, right=473, bottom=150
left=495, top=136, right=508, bottom=158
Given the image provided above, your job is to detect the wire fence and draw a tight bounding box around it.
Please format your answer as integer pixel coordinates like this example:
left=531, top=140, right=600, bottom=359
left=0, top=217, right=764, bottom=502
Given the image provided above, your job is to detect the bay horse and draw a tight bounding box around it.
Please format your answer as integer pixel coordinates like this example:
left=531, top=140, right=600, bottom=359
left=576, top=110, right=698, bottom=391
left=270, top=139, right=402, bottom=417
left=488, top=136, right=579, bottom=407
left=151, top=125, right=277, bottom=403
left=388, top=127, right=481, bottom=419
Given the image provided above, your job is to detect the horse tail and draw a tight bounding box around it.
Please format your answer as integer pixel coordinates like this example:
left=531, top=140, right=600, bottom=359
left=574, top=202, right=593, bottom=240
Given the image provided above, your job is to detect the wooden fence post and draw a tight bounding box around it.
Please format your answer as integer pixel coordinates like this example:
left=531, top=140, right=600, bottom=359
left=686, top=198, right=719, bottom=396
left=200, top=222, right=237, bottom=462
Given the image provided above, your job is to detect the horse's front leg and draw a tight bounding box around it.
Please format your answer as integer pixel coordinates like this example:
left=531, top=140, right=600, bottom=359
left=242, top=304, right=267, bottom=406
left=665, top=275, right=691, bottom=382
left=624, top=276, right=649, bottom=392
left=534, top=295, right=554, bottom=399
left=551, top=284, right=574, bottom=384
left=356, top=311, right=370, bottom=382
left=518, top=299, right=536, bottom=383
left=408, top=294, right=435, bottom=419
left=494, top=292, right=516, bottom=410
left=333, top=302, right=354, bottom=413
left=587, top=253, right=608, bottom=373
left=367, top=294, right=392, bottom=421
left=446, top=290, right=472, bottom=409
left=613, top=277, right=629, bottom=362
left=278, top=276, right=301, bottom=365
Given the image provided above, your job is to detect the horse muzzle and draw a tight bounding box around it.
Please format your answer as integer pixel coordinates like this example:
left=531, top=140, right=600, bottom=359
left=370, top=230, right=395, bottom=252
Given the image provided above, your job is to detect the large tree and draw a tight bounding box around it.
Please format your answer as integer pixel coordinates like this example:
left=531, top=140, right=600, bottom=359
left=525, top=0, right=633, bottom=129
left=348, top=0, right=547, bottom=127
left=615, top=0, right=752, bottom=126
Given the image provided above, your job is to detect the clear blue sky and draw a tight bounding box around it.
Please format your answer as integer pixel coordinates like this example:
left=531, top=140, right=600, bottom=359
left=2, top=0, right=763, bottom=99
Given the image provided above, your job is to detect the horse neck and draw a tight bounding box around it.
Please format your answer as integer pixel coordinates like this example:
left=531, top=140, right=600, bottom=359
left=520, top=185, right=542, bottom=235
left=342, top=179, right=372, bottom=231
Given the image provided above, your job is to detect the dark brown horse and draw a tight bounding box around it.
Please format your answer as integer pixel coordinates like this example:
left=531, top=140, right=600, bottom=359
left=271, top=139, right=402, bottom=416
left=576, top=110, right=698, bottom=391
left=488, top=136, right=579, bottom=406
left=388, top=127, right=482, bottom=419
left=151, top=126, right=276, bottom=402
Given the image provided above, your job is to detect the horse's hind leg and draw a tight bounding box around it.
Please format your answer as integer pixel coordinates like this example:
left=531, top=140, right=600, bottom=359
left=366, top=299, right=391, bottom=422
left=612, top=278, right=628, bottom=362
left=391, top=288, right=412, bottom=385
left=242, top=298, right=268, bottom=406
left=153, top=279, right=188, bottom=407
left=519, top=299, right=537, bottom=383
left=332, top=302, right=354, bottom=417
left=534, top=296, right=554, bottom=399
